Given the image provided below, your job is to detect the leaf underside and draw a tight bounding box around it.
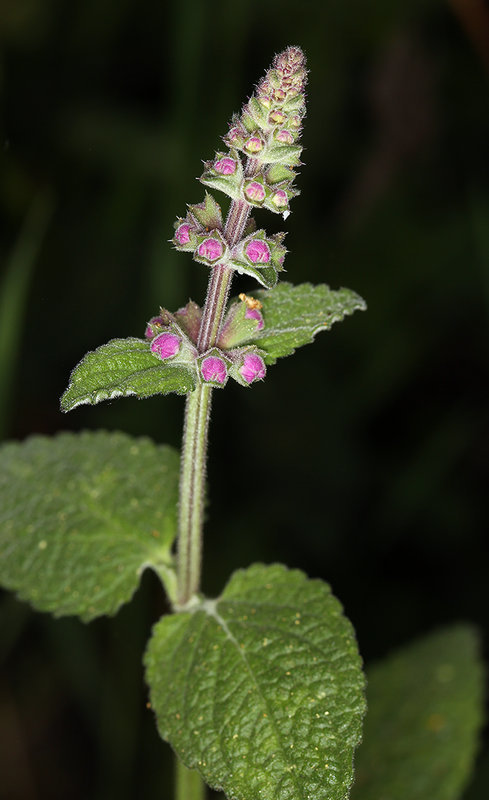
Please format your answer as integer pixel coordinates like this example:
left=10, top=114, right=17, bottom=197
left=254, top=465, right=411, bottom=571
left=351, top=625, right=484, bottom=800
left=61, top=337, right=196, bottom=412
left=145, top=563, right=366, bottom=800
left=0, top=431, right=179, bottom=619
left=251, top=282, right=366, bottom=364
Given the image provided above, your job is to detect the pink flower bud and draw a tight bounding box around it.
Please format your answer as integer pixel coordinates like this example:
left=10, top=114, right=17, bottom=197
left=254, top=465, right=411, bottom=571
left=245, top=239, right=271, bottom=264
left=214, top=157, right=237, bottom=175
left=240, top=353, right=266, bottom=384
left=258, top=95, right=272, bottom=109
left=272, top=189, right=288, bottom=208
left=245, top=307, right=264, bottom=330
left=289, top=114, right=302, bottom=129
left=198, top=237, right=223, bottom=262
left=275, top=129, right=294, bottom=144
left=201, top=355, right=227, bottom=384
left=244, top=136, right=264, bottom=154
left=244, top=181, right=266, bottom=203
left=150, top=332, right=181, bottom=360
left=273, top=88, right=286, bottom=103
left=227, top=126, right=245, bottom=145
left=145, top=316, right=166, bottom=338
left=269, top=109, right=286, bottom=125
left=175, top=224, right=192, bottom=245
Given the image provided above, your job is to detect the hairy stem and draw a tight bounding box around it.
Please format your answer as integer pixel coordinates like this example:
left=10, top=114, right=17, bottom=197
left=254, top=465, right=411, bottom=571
left=175, top=757, right=205, bottom=800
left=176, top=166, right=257, bottom=608
left=176, top=382, right=212, bottom=607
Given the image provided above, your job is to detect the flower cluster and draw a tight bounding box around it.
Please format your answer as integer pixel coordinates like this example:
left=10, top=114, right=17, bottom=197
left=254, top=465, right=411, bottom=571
left=145, top=296, right=267, bottom=389
left=201, top=45, right=307, bottom=215
left=159, top=47, right=307, bottom=390
left=172, top=46, right=306, bottom=290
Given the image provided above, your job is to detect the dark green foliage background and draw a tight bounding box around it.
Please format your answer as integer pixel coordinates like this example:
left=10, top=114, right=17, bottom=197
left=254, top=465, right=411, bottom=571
left=1, top=0, right=488, bottom=797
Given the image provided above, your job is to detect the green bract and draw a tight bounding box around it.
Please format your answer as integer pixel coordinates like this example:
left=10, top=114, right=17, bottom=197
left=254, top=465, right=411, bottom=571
left=0, top=431, right=179, bottom=618
left=145, top=563, right=366, bottom=800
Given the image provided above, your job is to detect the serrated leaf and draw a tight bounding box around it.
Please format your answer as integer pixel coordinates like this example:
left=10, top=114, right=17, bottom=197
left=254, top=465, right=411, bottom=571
left=0, top=431, right=179, bottom=619
left=229, top=259, right=278, bottom=289
left=61, top=337, right=196, bottom=412
left=248, top=282, right=366, bottom=364
left=351, top=626, right=484, bottom=800
left=145, top=563, right=366, bottom=800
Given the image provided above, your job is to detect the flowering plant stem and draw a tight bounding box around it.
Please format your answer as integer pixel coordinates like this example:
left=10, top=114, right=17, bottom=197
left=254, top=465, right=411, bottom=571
left=176, top=758, right=205, bottom=800
left=176, top=195, right=252, bottom=608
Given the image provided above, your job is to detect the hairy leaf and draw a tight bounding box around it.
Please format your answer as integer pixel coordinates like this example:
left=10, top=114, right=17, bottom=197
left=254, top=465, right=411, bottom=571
left=250, top=282, right=366, bottom=364
left=351, top=626, right=484, bottom=800
left=61, top=337, right=196, bottom=412
left=0, top=431, right=179, bottom=619
left=145, top=563, right=366, bottom=800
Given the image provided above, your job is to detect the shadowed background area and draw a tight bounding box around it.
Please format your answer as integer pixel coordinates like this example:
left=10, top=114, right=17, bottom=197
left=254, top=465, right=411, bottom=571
left=1, top=0, right=488, bottom=797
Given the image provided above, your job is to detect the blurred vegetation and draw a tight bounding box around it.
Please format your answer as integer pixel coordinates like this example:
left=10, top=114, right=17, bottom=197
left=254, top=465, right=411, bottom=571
left=1, top=0, right=488, bottom=797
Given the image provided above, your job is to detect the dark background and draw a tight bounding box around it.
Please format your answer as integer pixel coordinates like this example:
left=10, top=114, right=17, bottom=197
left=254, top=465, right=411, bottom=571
left=1, top=0, right=488, bottom=797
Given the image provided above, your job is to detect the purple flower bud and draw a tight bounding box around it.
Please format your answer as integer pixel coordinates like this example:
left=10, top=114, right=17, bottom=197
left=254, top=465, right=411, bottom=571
left=275, top=129, right=294, bottom=144
left=245, top=307, right=264, bottom=330
left=244, top=136, right=264, bottom=154
left=145, top=316, right=166, bottom=339
left=269, top=109, right=286, bottom=125
left=175, top=224, right=192, bottom=245
left=272, top=189, right=288, bottom=209
left=240, top=353, right=266, bottom=384
left=273, top=88, right=286, bottom=102
left=289, top=114, right=302, bottom=129
left=198, top=237, right=223, bottom=262
left=214, top=157, right=237, bottom=175
left=245, top=239, right=271, bottom=264
left=227, top=125, right=245, bottom=146
left=244, top=181, right=266, bottom=203
left=150, top=332, right=181, bottom=360
left=258, top=94, right=272, bottom=109
left=201, top=355, right=227, bottom=384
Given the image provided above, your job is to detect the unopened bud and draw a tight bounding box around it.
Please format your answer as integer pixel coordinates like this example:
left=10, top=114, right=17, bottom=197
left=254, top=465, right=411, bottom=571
left=150, top=332, right=181, bottom=360
left=201, top=355, right=227, bottom=384
left=175, top=223, right=193, bottom=245
left=198, top=237, right=223, bottom=262
left=245, top=307, right=264, bottom=329
left=240, top=353, right=266, bottom=384
left=245, top=239, right=271, bottom=265
left=269, top=109, right=287, bottom=125
left=275, top=129, right=295, bottom=144
left=145, top=316, right=167, bottom=339
left=214, top=156, right=237, bottom=175
left=244, top=136, right=264, bottom=154
left=271, top=189, right=289, bottom=209
left=244, top=180, right=266, bottom=204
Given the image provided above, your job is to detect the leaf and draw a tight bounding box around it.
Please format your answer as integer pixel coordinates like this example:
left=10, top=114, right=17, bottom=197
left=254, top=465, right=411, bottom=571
left=0, top=431, right=179, bottom=619
left=61, top=337, right=196, bottom=412
left=145, top=563, right=366, bottom=800
left=351, top=626, right=484, bottom=800
left=229, top=259, right=278, bottom=289
left=250, top=282, right=366, bottom=365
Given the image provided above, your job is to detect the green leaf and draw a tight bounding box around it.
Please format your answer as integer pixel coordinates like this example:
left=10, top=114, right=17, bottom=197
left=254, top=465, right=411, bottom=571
left=145, top=563, right=366, bottom=800
left=250, top=282, right=366, bottom=365
left=61, top=337, right=196, bottom=412
left=229, top=259, right=278, bottom=289
left=351, top=626, right=484, bottom=800
left=0, top=431, right=179, bottom=620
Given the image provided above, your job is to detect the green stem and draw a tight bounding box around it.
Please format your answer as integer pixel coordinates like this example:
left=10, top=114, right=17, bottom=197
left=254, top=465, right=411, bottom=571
left=175, top=757, right=205, bottom=800
left=176, top=170, right=256, bottom=608
left=176, top=382, right=212, bottom=607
